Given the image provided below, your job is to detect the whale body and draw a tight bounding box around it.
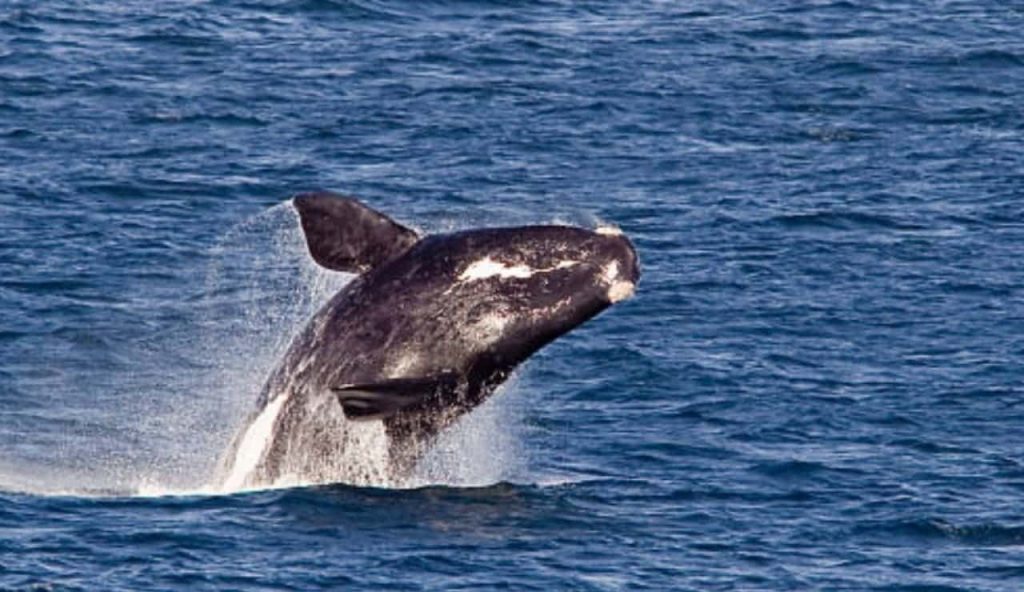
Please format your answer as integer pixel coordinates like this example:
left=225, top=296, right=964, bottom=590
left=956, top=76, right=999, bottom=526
left=218, top=192, right=639, bottom=489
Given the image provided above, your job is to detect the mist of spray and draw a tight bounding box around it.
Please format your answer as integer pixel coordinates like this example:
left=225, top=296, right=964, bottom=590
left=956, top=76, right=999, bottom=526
left=149, top=201, right=529, bottom=495
left=136, top=202, right=350, bottom=495
left=0, top=201, right=530, bottom=497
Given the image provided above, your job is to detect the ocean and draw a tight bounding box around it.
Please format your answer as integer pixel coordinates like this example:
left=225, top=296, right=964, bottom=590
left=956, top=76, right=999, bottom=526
left=1, top=1, right=1022, bottom=589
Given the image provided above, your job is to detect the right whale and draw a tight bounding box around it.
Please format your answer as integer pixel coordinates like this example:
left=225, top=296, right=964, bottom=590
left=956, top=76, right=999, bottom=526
left=218, top=191, right=640, bottom=489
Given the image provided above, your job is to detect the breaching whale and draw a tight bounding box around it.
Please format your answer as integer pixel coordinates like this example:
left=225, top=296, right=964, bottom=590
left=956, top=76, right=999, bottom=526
left=217, top=191, right=639, bottom=489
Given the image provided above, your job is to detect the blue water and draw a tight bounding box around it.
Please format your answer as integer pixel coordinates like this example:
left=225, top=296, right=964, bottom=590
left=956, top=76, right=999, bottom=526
left=2, top=1, right=1023, bottom=589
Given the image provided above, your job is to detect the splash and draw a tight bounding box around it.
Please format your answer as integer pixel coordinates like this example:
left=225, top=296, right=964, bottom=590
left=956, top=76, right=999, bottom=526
left=407, top=376, right=529, bottom=488
left=193, top=202, right=531, bottom=495
left=0, top=200, right=536, bottom=498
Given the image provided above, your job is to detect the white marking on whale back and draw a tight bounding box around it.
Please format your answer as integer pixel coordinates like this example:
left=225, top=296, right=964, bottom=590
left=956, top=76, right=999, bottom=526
left=601, top=260, right=635, bottom=303
left=459, top=257, right=580, bottom=282
left=220, top=393, right=288, bottom=492
left=459, top=258, right=534, bottom=281
left=596, top=224, right=623, bottom=237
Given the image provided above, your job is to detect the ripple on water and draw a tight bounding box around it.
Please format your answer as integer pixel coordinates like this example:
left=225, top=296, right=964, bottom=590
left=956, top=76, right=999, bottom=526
left=2, top=0, right=1024, bottom=590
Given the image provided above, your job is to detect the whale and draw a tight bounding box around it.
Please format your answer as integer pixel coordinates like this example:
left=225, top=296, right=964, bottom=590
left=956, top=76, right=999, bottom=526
left=217, top=191, right=639, bottom=489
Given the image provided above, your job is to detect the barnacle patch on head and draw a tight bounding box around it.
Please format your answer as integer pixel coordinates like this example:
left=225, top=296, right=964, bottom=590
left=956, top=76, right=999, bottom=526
left=601, top=260, right=635, bottom=303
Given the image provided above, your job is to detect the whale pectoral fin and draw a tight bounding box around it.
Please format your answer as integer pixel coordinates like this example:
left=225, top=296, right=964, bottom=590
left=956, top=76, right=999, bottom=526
left=333, top=373, right=458, bottom=421
left=293, top=191, right=420, bottom=274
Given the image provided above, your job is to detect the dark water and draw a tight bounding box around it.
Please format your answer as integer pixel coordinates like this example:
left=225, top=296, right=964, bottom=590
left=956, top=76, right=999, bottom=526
left=2, top=1, right=1023, bottom=589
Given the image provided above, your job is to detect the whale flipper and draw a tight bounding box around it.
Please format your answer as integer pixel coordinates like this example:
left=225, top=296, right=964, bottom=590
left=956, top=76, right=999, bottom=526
left=333, top=372, right=459, bottom=421
left=293, top=191, right=419, bottom=274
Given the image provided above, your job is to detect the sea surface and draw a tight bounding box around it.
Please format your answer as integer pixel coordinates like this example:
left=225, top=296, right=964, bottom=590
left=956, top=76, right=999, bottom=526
left=2, top=1, right=1023, bottom=590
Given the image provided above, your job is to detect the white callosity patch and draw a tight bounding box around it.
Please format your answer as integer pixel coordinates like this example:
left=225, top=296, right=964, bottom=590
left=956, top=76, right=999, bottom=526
left=459, top=258, right=534, bottom=281
left=607, top=280, right=636, bottom=303
left=458, top=257, right=580, bottom=282
left=601, top=260, right=636, bottom=303
left=595, top=224, right=624, bottom=237
left=602, top=260, right=621, bottom=284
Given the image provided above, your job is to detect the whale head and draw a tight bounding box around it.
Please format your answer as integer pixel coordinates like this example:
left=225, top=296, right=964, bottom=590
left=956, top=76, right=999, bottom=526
left=446, top=224, right=640, bottom=354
